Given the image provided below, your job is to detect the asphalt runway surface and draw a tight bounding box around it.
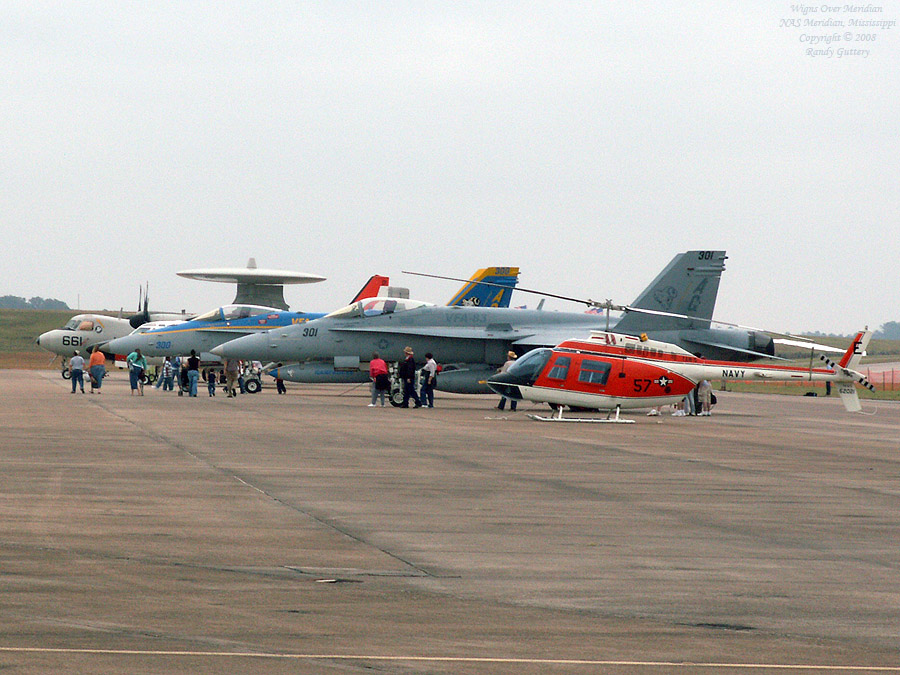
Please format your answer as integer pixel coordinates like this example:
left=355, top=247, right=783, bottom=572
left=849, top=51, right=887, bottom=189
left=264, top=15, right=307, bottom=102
left=2, top=369, right=899, bottom=674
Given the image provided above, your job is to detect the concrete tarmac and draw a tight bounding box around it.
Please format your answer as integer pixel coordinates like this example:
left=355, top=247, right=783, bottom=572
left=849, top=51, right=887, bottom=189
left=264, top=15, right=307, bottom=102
left=2, top=369, right=899, bottom=674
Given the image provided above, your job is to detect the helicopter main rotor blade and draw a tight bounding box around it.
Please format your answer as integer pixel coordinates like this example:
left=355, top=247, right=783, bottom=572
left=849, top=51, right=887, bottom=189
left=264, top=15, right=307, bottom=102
left=403, top=271, right=831, bottom=344
left=401, top=270, right=621, bottom=309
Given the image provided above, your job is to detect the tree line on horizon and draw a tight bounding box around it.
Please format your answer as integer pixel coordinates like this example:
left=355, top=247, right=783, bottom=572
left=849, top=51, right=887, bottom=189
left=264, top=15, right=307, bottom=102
left=0, top=295, right=70, bottom=310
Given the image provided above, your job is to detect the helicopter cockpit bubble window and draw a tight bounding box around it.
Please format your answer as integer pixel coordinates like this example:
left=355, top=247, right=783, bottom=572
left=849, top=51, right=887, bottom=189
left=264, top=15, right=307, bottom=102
left=325, top=298, right=432, bottom=319
left=506, top=348, right=553, bottom=382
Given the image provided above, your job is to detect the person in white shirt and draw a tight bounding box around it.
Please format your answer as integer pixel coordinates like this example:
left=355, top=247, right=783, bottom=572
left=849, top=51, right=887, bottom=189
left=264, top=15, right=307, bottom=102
left=420, top=352, right=438, bottom=408
left=69, top=351, right=85, bottom=394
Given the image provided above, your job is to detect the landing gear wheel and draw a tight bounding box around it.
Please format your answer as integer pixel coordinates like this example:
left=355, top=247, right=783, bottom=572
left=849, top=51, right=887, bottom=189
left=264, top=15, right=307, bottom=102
left=389, top=387, right=404, bottom=407
left=244, top=377, right=262, bottom=394
left=61, top=368, right=71, bottom=380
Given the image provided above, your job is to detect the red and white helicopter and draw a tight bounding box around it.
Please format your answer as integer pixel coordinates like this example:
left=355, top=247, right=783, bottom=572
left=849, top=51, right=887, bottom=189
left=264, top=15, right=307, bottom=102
left=487, top=329, right=875, bottom=423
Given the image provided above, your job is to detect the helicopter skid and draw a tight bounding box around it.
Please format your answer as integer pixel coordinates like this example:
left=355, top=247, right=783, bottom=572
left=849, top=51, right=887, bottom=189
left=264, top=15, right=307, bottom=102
left=526, top=414, right=635, bottom=424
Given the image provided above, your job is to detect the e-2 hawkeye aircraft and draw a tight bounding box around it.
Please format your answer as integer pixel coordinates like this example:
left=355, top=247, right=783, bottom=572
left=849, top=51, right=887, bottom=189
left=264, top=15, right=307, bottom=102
left=35, top=287, right=188, bottom=378
left=487, top=329, right=874, bottom=422
left=212, top=251, right=777, bottom=396
left=105, top=268, right=519, bottom=368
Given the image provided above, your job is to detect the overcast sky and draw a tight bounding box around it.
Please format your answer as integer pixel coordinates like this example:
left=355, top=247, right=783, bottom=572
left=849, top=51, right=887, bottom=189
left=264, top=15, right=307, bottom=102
left=2, top=2, right=897, bottom=334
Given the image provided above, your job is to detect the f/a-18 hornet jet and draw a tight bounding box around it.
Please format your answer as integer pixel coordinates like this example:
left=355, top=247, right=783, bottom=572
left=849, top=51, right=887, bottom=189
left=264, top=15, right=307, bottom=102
left=214, top=251, right=776, bottom=395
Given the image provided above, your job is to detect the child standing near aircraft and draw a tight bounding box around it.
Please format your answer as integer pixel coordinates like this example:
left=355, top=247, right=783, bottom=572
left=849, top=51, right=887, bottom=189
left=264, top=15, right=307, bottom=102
left=161, top=358, right=174, bottom=391
left=206, top=368, right=217, bottom=397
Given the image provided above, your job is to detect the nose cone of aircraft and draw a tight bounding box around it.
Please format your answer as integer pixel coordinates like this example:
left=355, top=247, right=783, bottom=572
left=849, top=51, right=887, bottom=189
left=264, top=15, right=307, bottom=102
left=105, top=334, right=142, bottom=356
left=486, top=371, right=526, bottom=401
left=211, top=331, right=270, bottom=361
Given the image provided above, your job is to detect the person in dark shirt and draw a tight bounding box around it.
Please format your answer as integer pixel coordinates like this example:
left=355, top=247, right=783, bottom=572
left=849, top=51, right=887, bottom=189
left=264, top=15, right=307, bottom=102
left=398, top=346, right=421, bottom=408
left=187, top=350, right=201, bottom=397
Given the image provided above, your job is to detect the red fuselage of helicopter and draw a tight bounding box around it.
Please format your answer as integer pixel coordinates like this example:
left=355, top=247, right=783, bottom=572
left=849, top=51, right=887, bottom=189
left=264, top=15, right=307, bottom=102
left=491, top=333, right=842, bottom=411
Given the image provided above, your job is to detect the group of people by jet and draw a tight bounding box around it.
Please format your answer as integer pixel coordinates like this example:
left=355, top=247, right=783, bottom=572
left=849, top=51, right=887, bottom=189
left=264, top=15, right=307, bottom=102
left=368, top=347, right=438, bottom=408
left=116, top=348, right=255, bottom=399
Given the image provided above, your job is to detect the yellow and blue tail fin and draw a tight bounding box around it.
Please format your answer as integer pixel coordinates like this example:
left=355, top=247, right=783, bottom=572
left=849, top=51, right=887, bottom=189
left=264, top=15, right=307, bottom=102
left=446, top=267, right=519, bottom=307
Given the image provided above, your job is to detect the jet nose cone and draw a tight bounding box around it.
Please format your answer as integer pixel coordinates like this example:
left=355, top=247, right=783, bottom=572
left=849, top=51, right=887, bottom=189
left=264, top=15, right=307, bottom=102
left=212, top=332, right=267, bottom=359
left=105, top=336, right=134, bottom=356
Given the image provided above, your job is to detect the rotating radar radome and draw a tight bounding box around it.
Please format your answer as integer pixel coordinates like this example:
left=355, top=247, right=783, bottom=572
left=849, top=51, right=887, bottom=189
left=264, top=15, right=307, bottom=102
left=177, top=258, right=325, bottom=310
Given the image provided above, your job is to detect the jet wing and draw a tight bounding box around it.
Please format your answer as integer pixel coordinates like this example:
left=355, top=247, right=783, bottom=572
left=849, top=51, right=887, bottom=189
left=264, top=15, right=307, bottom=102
left=328, top=325, right=537, bottom=340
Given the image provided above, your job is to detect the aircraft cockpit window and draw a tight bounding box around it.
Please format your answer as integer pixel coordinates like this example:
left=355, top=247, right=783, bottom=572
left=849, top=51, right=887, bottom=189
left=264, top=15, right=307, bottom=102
left=325, top=298, right=432, bottom=319
left=507, top=348, right=552, bottom=382
left=215, top=305, right=276, bottom=321
left=221, top=304, right=272, bottom=321
left=193, top=308, right=224, bottom=323
left=63, top=319, right=80, bottom=330
left=578, top=359, right=612, bottom=386
left=77, top=320, right=94, bottom=331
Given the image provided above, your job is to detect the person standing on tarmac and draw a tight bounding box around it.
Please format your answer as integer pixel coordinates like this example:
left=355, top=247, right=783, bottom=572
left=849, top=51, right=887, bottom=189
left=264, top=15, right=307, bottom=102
left=88, top=346, right=106, bottom=394
left=126, top=348, right=148, bottom=396
left=224, top=358, right=240, bottom=398
left=398, top=346, right=421, bottom=408
left=186, top=350, right=201, bottom=397
left=697, top=379, right=713, bottom=416
left=368, top=352, right=389, bottom=407
left=69, top=350, right=85, bottom=394
left=496, top=351, right=518, bottom=411
left=420, top=352, right=437, bottom=408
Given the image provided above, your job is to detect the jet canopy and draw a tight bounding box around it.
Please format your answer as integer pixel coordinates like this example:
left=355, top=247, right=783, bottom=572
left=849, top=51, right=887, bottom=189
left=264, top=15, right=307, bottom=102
left=326, top=298, right=432, bottom=319
left=191, top=304, right=279, bottom=323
